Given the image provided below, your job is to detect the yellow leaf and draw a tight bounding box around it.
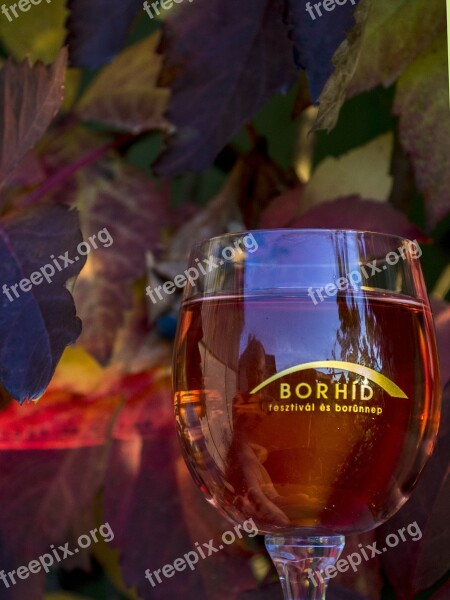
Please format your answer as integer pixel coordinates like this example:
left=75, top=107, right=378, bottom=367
left=0, top=0, right=67, bottom=63
left=50, top=346, right=105, bottom=395
left=299, top=133, right=393, bottom=213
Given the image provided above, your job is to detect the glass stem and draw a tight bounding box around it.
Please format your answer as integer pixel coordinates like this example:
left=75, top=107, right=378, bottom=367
left=265, top=535, right=345, bottom=600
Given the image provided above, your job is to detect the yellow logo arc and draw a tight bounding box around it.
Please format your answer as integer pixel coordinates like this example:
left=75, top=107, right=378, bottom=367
left=249, top=360, right=408, bottom=399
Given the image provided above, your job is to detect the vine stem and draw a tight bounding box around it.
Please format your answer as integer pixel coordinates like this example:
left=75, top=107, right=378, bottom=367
left=20, top=133, right=135, bottom=207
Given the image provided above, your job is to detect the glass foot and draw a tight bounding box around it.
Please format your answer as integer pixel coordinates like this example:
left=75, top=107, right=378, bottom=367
left=265, top=534, right=345, bottom=600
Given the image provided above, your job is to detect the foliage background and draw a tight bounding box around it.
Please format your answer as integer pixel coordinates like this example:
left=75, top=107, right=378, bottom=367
left=0, top=0, right=448, bottom=598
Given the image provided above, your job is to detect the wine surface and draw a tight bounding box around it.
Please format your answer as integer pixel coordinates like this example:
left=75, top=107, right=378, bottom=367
left=174, top=292, right=440, bottom=535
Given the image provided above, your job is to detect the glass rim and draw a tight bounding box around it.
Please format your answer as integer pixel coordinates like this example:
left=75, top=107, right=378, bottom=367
left=192, top=228, right=417, bottom=250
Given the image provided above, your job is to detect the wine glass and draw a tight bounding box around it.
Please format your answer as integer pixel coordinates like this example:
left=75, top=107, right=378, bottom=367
left=173, top=230, right=441, bottom=600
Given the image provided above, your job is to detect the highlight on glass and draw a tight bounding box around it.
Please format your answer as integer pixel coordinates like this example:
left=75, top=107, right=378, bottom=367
left=173, top=229, right=441, bottom=600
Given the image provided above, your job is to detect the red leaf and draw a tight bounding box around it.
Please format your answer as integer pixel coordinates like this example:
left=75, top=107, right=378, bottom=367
left=103, top=370, right=208, bottom=598
left=291, top=196, right=427, bottom=242
left=260, top=186, right=304, bottom=229
left=0, top=49, right=67, bottom=185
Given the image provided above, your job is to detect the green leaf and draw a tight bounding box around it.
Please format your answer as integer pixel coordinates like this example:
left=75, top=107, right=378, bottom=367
left=77, top=34, right=170, bottom=134
left=0, top=49, right=67, bottom=185
left=394, top=36, right=450, bottom=227
left=349, top=0, right=446, bottom=96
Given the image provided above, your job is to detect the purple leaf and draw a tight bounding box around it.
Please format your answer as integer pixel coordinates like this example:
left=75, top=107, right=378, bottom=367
left=175, top=461, right=259, bottom=600
left=154, top=0, right=298, bottom=175
left=237, top=584, right=283, bottom=600
left=328, top=587, right=369, bottom=600
left=0, top=446, right=104, bottom=586
left=377, top=382, right=450, bottom=597
left=431, top=298, right=450, bottom=389
left=238, top=584, right=368, bottom=600
left=66, top=0, right=143, bottom=68
left=0, top=204, right=86, bottom=403
left=334, top=531, right=383, bottom=600
left=34, top=127, right=168, bottom=364
left=429, top=579, right=450, bottom=599
left=286, top=0, right=362, bottom=100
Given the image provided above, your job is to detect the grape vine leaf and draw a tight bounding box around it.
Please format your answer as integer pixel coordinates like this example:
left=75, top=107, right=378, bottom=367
left=6, top=152, right=45, bottom=189
left=0, top=374, right=122, bottom=450
left=0, top=204, right=86, bottom=403
left=287, top=0, right=372, bottom=131
left=103, top=370, right=210, bottom=599
left=0, top=365, right=160, bottom=598
left=300, top=133, right=394, bottom=210
left=430, top=579, right=450, bottom=600
left=333, top=531, right=382, bottom=600
left=432, top=298, right=450, bottom=388
left=37, top=128, right=169, bottom=365
left=77, top=34, right=170, bottom=134
left=260, top=185, right=305, bottom=229
left=348, top=0, right=447, bottom=96
left=175, top=460, right=261, bottom=600
left=328, top=589, right=368, bottom=600
left=0, top=48, right=67, bottom=185
left=239, top=585, right=368, bottom=600
left=0, top=545, right=45, bottom=600
left=154, top=0, right=298, bottom=176
left=290, top=196, right=427, bottom=241
left=286, top=0, right=363, bottom=100
left=377, top=382, right=450, bottom=597
left=73, top=161, right=168, bottom=365
left=66, top=0, right=143, bottom=68
left=393, top=36, right=450, bottom=228
left=0, top=0, right=67, bottom=63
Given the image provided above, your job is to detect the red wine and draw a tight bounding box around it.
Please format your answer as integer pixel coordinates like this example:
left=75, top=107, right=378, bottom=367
left=174, top=292, right=440, bottom=535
